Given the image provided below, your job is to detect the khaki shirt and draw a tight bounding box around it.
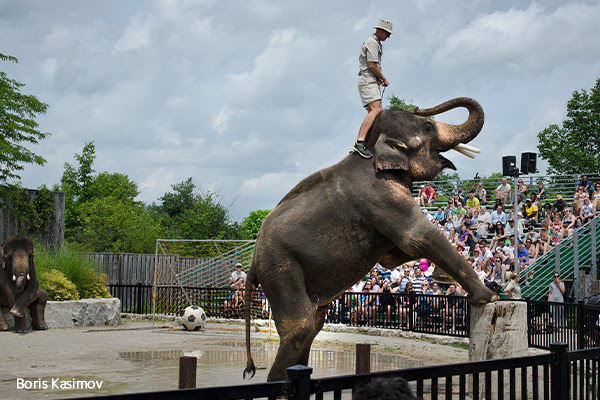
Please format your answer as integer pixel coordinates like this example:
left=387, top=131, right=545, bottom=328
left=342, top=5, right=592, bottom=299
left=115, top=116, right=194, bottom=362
left=358, top=34, right=381, bottom=80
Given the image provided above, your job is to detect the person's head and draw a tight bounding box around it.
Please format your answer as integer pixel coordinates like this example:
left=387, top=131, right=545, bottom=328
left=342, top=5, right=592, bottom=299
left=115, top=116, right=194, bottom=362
left=582, top=175, right=588, bottom=182
left=473, top=248, right=481, bottom=257
left=554, top=273, right=560, bottom=281
left=353, top=376, right=419, bottom=400
left=496, top=221, right=504, bottom=230
left=557, top=194, right=563, bottom=201
left=509, top=272, right=519, bottom=281
left=414, top=268, right=422, bottom=277
left=420, top=281, right=430, bottom=292
left=448, top=284, right=457, bottom=294
left=518, top=240, right=524, bottom=249
left=473, top=210, right=479, bottom=216
left=456, top=200, right=463, bottom=207
left=449, top=227, right=456, bottom=234
left=478, top=182, right=483, bottom=188
left=432, top=282, right=439, bottom=292
left=501, top=177, right=507, bottom=184
left=518, top=179, right=524, bottom=185
left=426, top=182, right=431, bottom=188
left=497, top=204, right=503, bottom=212
left=437, top=207, right=442, bottom=212
left=403, top=265, right=410, bottom=273
left=538, top=181, right=544, bottom=187
left=382, top=279, right=390, bottom=289
left=530, top=193, right=537, bottom=201
left=363, top=282, right=371, bottom=291
left=469, top=191, right=475, bottom=198
left=481, top=206, right=487, bottom=213
left=235, top=263, right=243, bottom=271
left=404, top=282, right=414, bottom=292
left=373, top=19, right=393, bottom=41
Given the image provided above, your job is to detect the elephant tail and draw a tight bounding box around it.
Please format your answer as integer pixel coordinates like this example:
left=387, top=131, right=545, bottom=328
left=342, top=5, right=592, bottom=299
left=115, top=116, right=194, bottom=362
left=243, top=268, right=258, bottom=379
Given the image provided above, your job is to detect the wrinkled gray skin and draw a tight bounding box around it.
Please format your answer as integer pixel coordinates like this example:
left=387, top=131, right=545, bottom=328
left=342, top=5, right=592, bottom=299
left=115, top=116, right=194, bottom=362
left=244, top=98, right=498, bottom=382
left=0, top=237, right=48, bottom=333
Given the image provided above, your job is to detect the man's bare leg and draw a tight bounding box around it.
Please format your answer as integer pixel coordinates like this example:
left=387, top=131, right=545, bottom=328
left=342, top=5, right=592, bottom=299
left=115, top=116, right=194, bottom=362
left=352, top=100, right=382, bottom=158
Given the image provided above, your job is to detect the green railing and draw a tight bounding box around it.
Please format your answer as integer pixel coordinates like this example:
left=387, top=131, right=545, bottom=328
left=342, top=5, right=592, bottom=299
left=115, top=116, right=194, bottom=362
left=521, top=218, right=598, bottom=300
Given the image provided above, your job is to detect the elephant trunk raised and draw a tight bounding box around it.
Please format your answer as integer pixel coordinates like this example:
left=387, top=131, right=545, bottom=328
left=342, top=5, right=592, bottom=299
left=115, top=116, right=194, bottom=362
left=413, top=97, right=484, bottom=152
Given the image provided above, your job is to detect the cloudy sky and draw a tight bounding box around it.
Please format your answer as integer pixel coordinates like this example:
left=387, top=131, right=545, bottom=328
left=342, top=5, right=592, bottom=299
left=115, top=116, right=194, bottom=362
left=2, top=0, right=599, bottom=220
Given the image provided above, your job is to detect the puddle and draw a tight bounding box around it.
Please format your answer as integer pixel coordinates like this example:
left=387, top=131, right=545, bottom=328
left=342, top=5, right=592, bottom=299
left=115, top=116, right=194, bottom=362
left=18, top=339, right=424, bottom=398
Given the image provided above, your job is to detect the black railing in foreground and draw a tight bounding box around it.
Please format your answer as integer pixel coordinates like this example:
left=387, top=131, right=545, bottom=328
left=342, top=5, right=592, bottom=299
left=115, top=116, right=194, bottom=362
left=66, top=342, right=599, bottom=400
left=108, top=284, right=600, bottom=349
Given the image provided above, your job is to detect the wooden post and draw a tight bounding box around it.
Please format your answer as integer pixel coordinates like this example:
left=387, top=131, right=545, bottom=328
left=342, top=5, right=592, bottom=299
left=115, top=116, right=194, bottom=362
left=355, top=343, right=371, bottom=374
left=179, top=356, right=197, bottom=389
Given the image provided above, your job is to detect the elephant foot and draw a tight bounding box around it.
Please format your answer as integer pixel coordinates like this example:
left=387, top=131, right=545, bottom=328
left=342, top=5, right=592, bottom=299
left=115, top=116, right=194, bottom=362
left=33, top=321, right=48, bottom=330
left=0, top=321, right=9, bottom=331
left=468, top=290, right=500, bottom=306
left=10, top=307, right=24, bottom=318
left=15, top=327, right=30, bottom=334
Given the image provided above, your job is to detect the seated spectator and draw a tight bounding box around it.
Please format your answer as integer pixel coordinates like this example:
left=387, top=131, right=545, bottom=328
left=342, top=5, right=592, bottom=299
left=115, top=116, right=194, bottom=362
left=444, top=199, right=454, bottom=219
left=517, top=240, right=530, bottom=269
left=490, top=256, right=505, bottom=285
left=476, top=182, right=487, bottom=203
left=525, top=225, right=540, bottom=255
left=433, top=206, right=446, bottom=225
left=516, top=179, right=528, bottom=202
left=572, top=200, right=584, bottom=228
left=524, top=238, right=538, bottom=260
left=399, top=282, right=415, bottom=324
left=552, top=195, right=568, bottom=217
left=444, top=218, right=457, bottom=236
left=389, top=265, right=402, bottom=289
left=578, top=175, right=592, bottom=195
left=541, top=203, right=552, bottom=223
left=415, top=281, right=434, bottom=323
left=431, top=282, right=443, bottom=295
left=466, top=191, right=480, bottom=216
left=225, top=278, right=245, bottom=310
left=454, top=212, right=466, bottom=229
left=536, top=181, right=547, bottom=200
left=353, top=376, right=419, bottom=400
left=465, top=225, right=480, bottom=251
left=469, top=209, right=480, bottom=227
left=582, top=197, right=597, bottom=223
left=538, top=224, right=555, bottom=256
left=453, top=200, right=467, bottom=216
left=495, top=178, right=511, bottom=203
left=423, top=181, right=436, bottom=206
left=530, top=192, right=541, bottom=210
left=593, top=183, right=600, bottom=209
left=478, top=239, right=494, bottom=259
left=397, top=268, right=412, bottom=293
left=524, top=199, right=538, bottom=226
left=490, top=221, right=508, bottom=249
left=416, top=184, right=426, bottom=206
left=574, top=186, right=587, bottom=202
left=502, top=236, right=516, bottom=261
left=230, top=262, right=247, bottom=286
left=477, top=205, right=491, bottom=236
left=488, top=204, right=508, bottom=234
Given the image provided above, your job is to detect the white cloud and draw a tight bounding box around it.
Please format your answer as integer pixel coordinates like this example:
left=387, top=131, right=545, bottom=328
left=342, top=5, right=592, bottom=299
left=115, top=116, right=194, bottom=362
left=210, top=105, right=236, bottom=134
left=113, top=12, right=153, bottom=53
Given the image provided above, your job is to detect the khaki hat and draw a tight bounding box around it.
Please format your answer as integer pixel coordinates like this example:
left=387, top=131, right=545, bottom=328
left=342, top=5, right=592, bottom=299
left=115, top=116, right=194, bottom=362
left=373, top=19, right=393, bottom=34
left=557, top=195, right=563, bottom=200
left=235, top=263, right=242, bottom=268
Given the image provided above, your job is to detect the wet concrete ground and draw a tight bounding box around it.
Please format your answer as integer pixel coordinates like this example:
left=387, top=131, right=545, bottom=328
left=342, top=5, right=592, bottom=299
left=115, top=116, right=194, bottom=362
left=0, top=317, right=470, bottom=399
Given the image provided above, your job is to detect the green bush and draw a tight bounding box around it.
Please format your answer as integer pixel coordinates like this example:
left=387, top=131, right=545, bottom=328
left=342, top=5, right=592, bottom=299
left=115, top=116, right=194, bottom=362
left=78, top=270, right=111, bottom=299
left=39, top=269, right=80, bottom=301
left=35, top=242, right=111, bottom=299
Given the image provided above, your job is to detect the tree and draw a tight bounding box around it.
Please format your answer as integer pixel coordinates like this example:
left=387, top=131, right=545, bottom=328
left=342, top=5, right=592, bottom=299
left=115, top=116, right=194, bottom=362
left=388, top=95, right=417, bottom=112
left=240, top=209, right=271, bottom=240
left=0, top=53, right=50, bottom=184
left=537, top=78, right=600, bottom=174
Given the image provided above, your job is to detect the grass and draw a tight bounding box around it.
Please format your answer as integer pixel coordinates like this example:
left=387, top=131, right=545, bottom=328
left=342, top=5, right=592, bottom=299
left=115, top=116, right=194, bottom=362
left=34, top=241, right=110, bottom=299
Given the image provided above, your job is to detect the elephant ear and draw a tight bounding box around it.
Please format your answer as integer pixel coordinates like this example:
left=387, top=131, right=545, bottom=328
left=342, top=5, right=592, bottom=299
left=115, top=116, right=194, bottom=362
left=373, top=133, right=409, bottom=172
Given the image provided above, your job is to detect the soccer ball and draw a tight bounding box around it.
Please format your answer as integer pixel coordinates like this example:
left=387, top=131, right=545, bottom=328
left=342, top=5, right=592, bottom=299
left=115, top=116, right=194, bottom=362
left=181, top=305, right=207, bottom=331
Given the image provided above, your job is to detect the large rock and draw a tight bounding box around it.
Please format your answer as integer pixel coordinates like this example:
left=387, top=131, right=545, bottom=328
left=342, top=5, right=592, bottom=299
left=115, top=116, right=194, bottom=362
left=2, top=298, right=121, bottom=330
left=469, top=301, right=529, bottom=399
left=46, top=298, right=121, bottom=328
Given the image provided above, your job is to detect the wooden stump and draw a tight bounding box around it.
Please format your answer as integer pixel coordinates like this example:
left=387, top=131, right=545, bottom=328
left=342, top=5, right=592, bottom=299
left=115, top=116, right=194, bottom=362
left=468, top=301, right=528, bottom=399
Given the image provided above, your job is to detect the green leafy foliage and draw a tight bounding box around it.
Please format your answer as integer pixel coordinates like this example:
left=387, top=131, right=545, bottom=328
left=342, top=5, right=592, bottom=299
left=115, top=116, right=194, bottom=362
left=39, top=269, right=80, bottom=301
left=35, top=243, right=110, bottom=299
left=0, top=183, right=55, bottom=236
left=388, top=95, right=417, bottom=111
left=537, top=77, right=600, bottom=174
left=0, top=53, right=50, bottom=184
left=240, top=209, right=271, bottom=239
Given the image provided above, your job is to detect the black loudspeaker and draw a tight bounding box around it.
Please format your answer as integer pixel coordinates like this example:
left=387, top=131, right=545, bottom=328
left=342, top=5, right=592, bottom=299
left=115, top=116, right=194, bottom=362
left=502, top=156, right=516, bottom=176
left=521, top=152, right=537, bottom=175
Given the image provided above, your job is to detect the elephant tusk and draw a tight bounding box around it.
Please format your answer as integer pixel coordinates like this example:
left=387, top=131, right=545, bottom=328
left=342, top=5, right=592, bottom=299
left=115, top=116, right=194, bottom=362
left=456, top=143, right=481, bottom=154
left=452, top=143, right=481, bottom=159
left=27, top=274, right=30, bottom=280
left=13, top=274, right=16, bottom=281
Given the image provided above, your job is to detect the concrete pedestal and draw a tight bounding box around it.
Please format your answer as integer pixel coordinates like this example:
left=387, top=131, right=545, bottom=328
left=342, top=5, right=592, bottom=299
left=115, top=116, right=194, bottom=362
left=468, top=301, right=529, bottom=399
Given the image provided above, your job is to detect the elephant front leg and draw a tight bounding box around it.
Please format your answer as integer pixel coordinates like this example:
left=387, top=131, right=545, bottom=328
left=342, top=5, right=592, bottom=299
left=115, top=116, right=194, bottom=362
left=31, top=289, right=48, bottom=330
left=13, top=314, right=28, bottom=333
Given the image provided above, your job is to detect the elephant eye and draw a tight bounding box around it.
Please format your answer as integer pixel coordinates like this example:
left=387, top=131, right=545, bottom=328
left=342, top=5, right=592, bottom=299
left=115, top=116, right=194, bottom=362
left=423, top=121, right=435, bottom=134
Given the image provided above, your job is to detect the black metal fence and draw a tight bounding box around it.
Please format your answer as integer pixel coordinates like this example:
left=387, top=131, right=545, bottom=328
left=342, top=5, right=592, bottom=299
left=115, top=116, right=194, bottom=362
left=68, top=342, right=600, bottom=400
left=109, top=284, right=600, bottom=349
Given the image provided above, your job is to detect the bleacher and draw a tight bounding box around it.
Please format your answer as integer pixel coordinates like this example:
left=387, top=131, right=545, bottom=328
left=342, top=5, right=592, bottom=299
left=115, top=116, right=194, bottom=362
left=412, top=174, right=599, bottom=300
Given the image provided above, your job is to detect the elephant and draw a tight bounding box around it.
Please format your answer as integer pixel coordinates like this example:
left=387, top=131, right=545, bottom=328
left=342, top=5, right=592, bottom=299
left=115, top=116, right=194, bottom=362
left=243, top=97, right=499, bottom=382
left=0, top=236, right=48, bottom=333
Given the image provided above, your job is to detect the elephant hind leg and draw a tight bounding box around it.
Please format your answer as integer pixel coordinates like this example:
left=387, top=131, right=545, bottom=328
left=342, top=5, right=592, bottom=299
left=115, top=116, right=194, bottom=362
left=0, top=309, right=9, bottom=331
left=266, top=293, right=328, bottom=382
left=31, top=289, right=48, bottom=330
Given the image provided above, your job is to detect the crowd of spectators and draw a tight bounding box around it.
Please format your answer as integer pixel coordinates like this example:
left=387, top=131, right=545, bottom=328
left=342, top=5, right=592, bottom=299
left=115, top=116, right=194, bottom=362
left=344, top=175, right=598, bottom=330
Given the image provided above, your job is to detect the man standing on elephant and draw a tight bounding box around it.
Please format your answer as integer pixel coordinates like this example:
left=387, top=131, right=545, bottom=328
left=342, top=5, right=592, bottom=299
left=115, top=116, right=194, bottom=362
left=352, top=19, right=393, bottom=159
